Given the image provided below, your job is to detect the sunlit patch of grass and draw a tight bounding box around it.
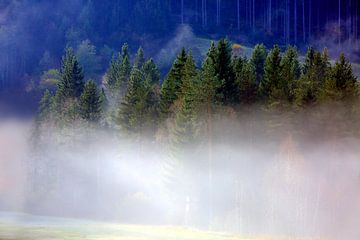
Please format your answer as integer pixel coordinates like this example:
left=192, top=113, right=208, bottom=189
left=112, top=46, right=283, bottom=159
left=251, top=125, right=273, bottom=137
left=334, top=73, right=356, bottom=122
left=0, top=219, right=323, bottom=240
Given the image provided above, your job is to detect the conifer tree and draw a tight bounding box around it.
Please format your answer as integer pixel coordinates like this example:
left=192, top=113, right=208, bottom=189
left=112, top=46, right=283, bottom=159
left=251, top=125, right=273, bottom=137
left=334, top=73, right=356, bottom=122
left=134, top=47, right=145, bottom=69
left=118, top=67, right=157, bottom=134
left=119, top=43, right=131, bottom=88
left=280, top=46, right=301, bottom=101
left=105, top=55, right=122, bottom=91
left=160, top=48, right=187, bottom=116
left=259, top=45, right=282, bottom=101
left=237, top=60, right=258, bottom=105
left=303, top=46, right=315, bottom=75
left=216, top=38, right=237, bottom=104
left=79, top=80, right=102, bottom=122
left=57, top=47, right=85, bottom=99
left=322, top=53, right=358, bottom=101
left=251, top=44, right=268, bottom=84
left=142, top=59, right=160, bottom=85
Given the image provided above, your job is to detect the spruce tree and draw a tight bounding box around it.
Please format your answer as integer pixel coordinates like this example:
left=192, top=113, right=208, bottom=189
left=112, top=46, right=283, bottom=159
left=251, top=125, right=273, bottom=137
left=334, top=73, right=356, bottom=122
left=58, top=47, right=85, bottom=99
left=251, top=44, right=268, bottom=84
left=134, top=47, right=145, bottom=69
left=142, top=59, right=160, bottom=85
left=216, top=38, right=237, bottom=104
left=160, top=48, right=187, bottom=116
left=260, top=45, right=282, bottom=101
left=280, top=46, right=301, bottom=101
left=237, top=60, right=258, bottom=105
left=105, top=55, right=121, bottom=91
left=322, top=53, right=358, bottom=101
left=118, top=67, right=157, bottom=134
left=79, top=80, right=102, bottom=122
left=119, top=43, right=131, bottom=88
left=303, top=46, right=315, bottom=75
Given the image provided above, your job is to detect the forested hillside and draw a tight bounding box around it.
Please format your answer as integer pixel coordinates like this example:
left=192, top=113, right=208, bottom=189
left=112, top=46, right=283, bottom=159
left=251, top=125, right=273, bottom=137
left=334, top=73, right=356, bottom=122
left=0, top=0, right=359, bottom=91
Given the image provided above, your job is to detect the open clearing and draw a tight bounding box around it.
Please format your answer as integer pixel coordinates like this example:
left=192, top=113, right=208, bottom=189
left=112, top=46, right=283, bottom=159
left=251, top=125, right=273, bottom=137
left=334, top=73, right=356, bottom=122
left=0, top=212, right=318, bottom=240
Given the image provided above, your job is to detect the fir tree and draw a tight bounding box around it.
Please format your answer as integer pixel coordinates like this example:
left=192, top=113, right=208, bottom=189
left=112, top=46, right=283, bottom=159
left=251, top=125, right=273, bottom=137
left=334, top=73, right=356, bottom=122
left=280, top=46, right=301, bottom=101
left=119, top=43, right=131, bottom=88
left=57, top=47, right=85, bottom=99
left=118, top=68, right=157, bottom=134
left=142, top=59, right=160, bottom=85
left=105, top=55, right=121, bottom=91
left=216, top=38, right=237, bottom=104
left=134, top=47, right=145, bottom=69
left=251, top=44, right=267, bottom=84
left=237, top=60, right=258, bottom=105
left=160, top=48, right=187, bottom=116
left=79, top=80, right=102, bottom=122
left=260, top=45, right=282, bottom=101
left=303, top=46, right=315, bottom=75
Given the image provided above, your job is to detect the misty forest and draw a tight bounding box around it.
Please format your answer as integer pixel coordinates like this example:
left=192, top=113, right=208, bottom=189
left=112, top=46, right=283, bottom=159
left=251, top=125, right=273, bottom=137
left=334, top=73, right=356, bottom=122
left=0, top=1, right=360, bottom=240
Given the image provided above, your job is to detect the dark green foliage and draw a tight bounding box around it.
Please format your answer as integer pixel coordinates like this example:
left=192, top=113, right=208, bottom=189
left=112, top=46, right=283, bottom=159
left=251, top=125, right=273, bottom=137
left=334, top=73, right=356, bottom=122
left=236, top=59, right=258, bottom=105
left=58, top=48, right=85, bottom=99
left=321, top=54, right=358, bottom=101
left=134, top=47, right=145, bottom=69
left=216, top=38, right=237, bottom=104
left=259, top=45, right=282, bottom=100
left=142, top=59, right=160, bottom=85
left=251, top=44, right=267, bottom=84
left=160, top=48, right=187, bottom=116
left=119, top=44, right=132, bottom=88
left=105, top=55, right=122, bottom=91
left=280, top=46, right=301, bottom=101
left=118, top=68, right=159, bottom=134
left=79, top=80, right=102, bottom=122
left=303, top=46, right=316, bottom=75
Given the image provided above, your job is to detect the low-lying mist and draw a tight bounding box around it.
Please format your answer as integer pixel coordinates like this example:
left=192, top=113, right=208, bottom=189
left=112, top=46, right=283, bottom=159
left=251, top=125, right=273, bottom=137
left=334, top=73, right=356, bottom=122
left=0, top=105, right=360, bottom=240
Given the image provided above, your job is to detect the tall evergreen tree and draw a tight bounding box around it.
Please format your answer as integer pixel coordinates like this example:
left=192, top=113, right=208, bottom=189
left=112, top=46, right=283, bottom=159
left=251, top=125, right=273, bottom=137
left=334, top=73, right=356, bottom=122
left=160, top=48, right=187, bottom=116
left=142, top=59, right=160, bottom=85
left=79, top=80, right=102, bottom=122
left=105, top=54, right=122, bottom=91
left=251, top=44, right=267, bottom=84
left=259, top=45, right=282, bottom=101
left=134, top=47, right=145, bottom=69
left=237, top=60, right=258, bottom=105
left=119, top=43, right=132, bottom=88
left=280, top=46, right=301, bottom=101
left=216, top=38, right=237, bottom=104
left=58, top=47, right=85, bottom=99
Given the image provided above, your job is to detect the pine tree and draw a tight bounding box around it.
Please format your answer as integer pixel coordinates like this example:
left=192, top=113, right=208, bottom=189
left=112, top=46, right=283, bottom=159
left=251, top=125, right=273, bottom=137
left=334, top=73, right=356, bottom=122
left=322, top=53, right=358, bottom=101
left=57, top=47, right=85, bottom=99
left=259, top=45, right=282, bottom=101
left=79, top=80, right=102, bottom=122
left=105, top=55, right=121, bottom=91
left=280, top=46, right=301, bottom=101
left=237, top=60, right=258, bottom=104
left=134, top=47, right=145, bottom=69
left=119, top=43, right=131, bottom=88
left=251, top=44, right=267, bottom=84
left=118, top=67, right=157, bottom=134
left=160, top=48, right=187, bottom=116
left=142, top=59, right=160, bottom=85
left=216, top=38, right=237, bottom=104
left=303, top=46, right=315, bottom=75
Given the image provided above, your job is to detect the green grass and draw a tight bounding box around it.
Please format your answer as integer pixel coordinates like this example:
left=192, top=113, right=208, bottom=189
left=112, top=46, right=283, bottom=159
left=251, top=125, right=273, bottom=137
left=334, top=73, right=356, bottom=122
left=0, top=213, right=319, bottom=240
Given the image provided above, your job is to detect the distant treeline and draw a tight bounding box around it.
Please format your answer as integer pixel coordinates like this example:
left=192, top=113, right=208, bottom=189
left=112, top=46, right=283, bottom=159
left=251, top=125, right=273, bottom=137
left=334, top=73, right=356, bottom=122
left=36, top=39, right=359, bottom=142
left=1, top=0, right=359, bottom=90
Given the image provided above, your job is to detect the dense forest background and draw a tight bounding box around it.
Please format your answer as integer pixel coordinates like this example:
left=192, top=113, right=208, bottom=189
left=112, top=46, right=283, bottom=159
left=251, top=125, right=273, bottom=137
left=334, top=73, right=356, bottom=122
left=0, top=0, right=359, bottom=93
